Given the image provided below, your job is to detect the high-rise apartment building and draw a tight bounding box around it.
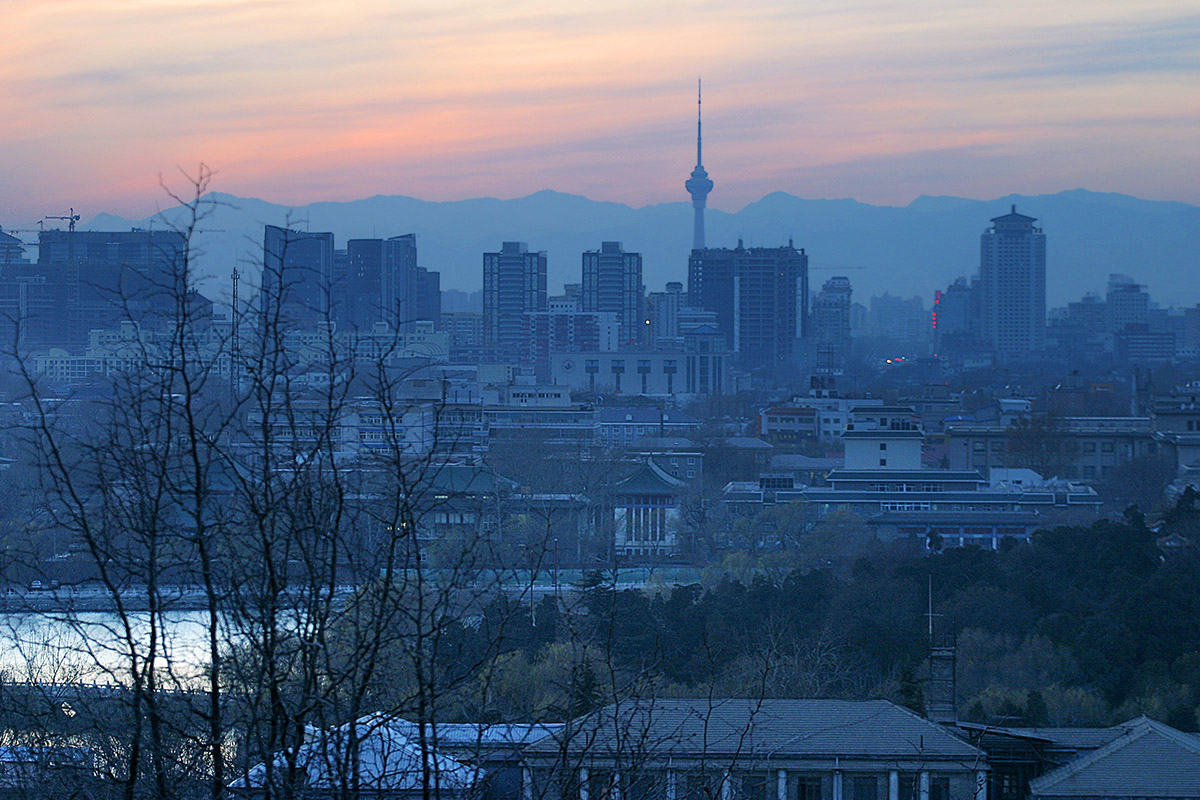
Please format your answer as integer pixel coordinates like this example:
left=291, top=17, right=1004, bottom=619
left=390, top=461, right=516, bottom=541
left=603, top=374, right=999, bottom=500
left=811, top=276, right=852, bottom=373
left=1105, top=274, right=1149, bottom=334
left=483, top=241, right=547, bottom=355
left=980, top=206, right=1046, bottom=357
left=647, top=281, right=684, bottom=347
left=581, top=241, right=643, bottom=346
left=261, top=225, right=335, bottom=327
left=688, top=241, right=808, bottom=368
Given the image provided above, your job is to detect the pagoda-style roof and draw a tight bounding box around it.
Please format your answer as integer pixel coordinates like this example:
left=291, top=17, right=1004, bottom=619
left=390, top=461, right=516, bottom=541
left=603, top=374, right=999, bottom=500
left=614, top=460, right=687, bottom=496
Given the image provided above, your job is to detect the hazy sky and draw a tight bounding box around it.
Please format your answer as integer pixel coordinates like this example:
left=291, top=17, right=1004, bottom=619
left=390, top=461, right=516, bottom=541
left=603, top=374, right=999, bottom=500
left=2, top=0, right=1198, bottom=223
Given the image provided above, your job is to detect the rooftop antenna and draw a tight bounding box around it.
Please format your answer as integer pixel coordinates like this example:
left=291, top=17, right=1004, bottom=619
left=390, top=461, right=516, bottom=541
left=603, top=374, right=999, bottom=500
left=697, top=77, right=703, bottom=167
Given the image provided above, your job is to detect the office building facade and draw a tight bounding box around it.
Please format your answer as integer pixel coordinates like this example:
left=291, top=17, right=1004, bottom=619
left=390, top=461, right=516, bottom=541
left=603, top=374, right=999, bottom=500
left=261, top=225, right=335, bottom=327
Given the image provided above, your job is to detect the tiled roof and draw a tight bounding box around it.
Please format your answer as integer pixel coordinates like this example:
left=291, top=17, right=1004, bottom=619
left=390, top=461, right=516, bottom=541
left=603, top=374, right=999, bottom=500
left=233, top=714, right=478, bottom=791
left=615, top=461, right=687, bottom=495
left=1029, top=717, right=1200, bottom=797
left=526, top=698, right=982, bottom=762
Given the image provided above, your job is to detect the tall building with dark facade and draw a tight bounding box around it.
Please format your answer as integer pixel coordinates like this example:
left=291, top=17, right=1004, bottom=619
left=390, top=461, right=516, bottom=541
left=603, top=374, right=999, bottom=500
left=688, top=241, right=808, bottom=368
left=483, top=241, right=547, bottom=355
left=260, top=225, right=334, bottom=327
left=342, top=235, right=440, bottom=332
left=980, top=206, right=1046, bottom=357
left=34, top=228, right=188, bottom=344
left=581, top=241, right=643, bottom=346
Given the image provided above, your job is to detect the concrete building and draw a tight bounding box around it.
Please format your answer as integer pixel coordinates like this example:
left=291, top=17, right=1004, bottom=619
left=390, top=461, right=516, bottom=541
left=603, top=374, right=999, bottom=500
left=945, top=416, right=1156, bottom=481
left=261, top=225, right=335, bottom=328
left=524, top=698, right=988, bottom=800
left=688, top=241, right=808, bottom=368
left=980, top=206, right=1046, bottom=357
left=483, top=242, right=547, bottom=355
left=758, top=407, right=819, bottom=445
left=595, top=408, right=701, bottom=448
left=1105, top=274, right=1148, bottom=333
left=581, top=242, right=643, bottom=346
left=35, top=228, right=189, bottom=344
left=811, top=276, right=853, bottom=373
left=343, top=235, right=440, bottom=331
left=442, top=312, right=485, bottom=359
left=647, top=281, right=684, bottom=347
left=551, top=327, right=730, bottom=397
left=726, top=406, right=1100, bottom=548
left=521, top=310, right=618, bottom=380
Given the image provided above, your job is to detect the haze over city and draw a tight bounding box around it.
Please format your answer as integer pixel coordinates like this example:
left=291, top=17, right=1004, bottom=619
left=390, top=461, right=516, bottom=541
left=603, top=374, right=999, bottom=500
left=3, top=0, right=1199, bottom=221
left=3, top=2, right=1200, bottom=798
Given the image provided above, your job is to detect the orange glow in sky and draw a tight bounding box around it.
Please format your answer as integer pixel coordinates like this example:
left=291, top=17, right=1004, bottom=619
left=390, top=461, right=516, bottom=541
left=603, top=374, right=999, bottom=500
left=1, top=0, right=1198, bottom=221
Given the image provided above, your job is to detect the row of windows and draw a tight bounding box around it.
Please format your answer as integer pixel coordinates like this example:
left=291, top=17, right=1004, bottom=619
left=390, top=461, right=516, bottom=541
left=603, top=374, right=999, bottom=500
left=544, top=771, right=957, bottom=800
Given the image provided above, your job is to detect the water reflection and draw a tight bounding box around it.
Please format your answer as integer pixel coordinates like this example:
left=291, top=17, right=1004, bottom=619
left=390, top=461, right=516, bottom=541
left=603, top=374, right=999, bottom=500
left=0, top=611, right=219, bottom=686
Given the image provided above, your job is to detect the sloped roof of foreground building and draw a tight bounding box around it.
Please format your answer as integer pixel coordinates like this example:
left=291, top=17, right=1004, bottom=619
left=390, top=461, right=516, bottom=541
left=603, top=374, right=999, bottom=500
left=232, top=713, right=479, bottom=793
left=526, top=698, right=983, bottom=763
left=1028, top=717, right=1200, bottom=798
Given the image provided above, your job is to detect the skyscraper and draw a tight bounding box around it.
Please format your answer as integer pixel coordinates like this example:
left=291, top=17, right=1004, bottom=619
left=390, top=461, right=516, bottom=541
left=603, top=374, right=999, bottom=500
left=688, top=241, right=808, bottom=368
left=684, top=81, right=713, bottom=251
left=260, top=225, right=334, bottom=327
left=343, top=234, right=440, bottom=331
left=980, top=206, right=1046, bottom=356
left=581, top=241, right=643, bottom=346
left=483, top=241, right=547, bottom=355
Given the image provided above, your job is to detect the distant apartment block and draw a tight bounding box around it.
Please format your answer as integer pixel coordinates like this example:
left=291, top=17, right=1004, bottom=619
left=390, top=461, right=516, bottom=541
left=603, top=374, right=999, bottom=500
left=483, top=241, right=547, bottom=355
left=811, top=275, right=852, bottom=373
left=581, top=241, right=643, bottom=346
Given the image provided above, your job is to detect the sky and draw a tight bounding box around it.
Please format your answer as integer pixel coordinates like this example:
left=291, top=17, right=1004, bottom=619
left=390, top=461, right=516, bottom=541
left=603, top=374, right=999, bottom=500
left=1, top=0, right=1198, bottom=224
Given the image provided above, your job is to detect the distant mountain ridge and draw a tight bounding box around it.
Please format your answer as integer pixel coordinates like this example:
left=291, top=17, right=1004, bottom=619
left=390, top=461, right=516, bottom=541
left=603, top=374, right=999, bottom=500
left=81, top=189, right=1200, bottom=309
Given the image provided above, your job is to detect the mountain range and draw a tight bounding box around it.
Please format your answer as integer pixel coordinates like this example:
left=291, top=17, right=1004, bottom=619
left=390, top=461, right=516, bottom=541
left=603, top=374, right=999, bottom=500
left=83, top=189, right=1200, bottom=310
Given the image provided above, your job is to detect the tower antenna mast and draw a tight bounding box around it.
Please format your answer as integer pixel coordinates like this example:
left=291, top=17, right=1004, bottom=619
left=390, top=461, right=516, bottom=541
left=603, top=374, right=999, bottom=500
left=685, top=78, right=714, bottom=251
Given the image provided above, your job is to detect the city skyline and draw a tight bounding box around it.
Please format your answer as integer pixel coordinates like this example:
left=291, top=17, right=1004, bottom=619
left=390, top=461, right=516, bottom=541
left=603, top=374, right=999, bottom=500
left=2, top=1, right=1199, bottom=223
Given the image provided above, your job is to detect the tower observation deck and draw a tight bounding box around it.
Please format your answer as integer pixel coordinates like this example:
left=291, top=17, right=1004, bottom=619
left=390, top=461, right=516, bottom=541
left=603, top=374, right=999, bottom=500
left=685, top=80, right=714, bottom=251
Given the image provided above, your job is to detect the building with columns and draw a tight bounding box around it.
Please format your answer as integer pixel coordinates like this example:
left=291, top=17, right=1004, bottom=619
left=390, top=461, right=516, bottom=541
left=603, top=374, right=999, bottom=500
left=523, top=698, right=987, bottom=800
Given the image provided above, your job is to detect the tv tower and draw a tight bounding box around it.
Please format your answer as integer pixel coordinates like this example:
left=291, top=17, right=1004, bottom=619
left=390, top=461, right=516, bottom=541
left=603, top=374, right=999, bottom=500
left=685, top=79, right=714, bottom=250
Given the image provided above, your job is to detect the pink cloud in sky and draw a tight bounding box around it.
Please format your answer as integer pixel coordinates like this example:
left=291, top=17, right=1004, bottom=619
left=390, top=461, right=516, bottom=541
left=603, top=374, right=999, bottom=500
left=0, top=0, right=1197, bottom=223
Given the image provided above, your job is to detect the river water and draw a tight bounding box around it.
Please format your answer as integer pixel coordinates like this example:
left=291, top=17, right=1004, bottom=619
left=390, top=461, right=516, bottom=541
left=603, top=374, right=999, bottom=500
left=0, top=610, right=219, bottom=685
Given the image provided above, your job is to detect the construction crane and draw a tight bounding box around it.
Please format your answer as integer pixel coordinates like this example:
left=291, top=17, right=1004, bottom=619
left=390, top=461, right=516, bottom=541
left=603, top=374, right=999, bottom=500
left=42, top=208, right=80, bottom=232
left=810, top=263, right=867, bottom=271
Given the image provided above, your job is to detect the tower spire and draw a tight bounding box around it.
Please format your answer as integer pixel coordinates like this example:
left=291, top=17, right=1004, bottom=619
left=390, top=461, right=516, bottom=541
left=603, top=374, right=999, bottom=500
left=685, top=78, right=714, bottom=251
